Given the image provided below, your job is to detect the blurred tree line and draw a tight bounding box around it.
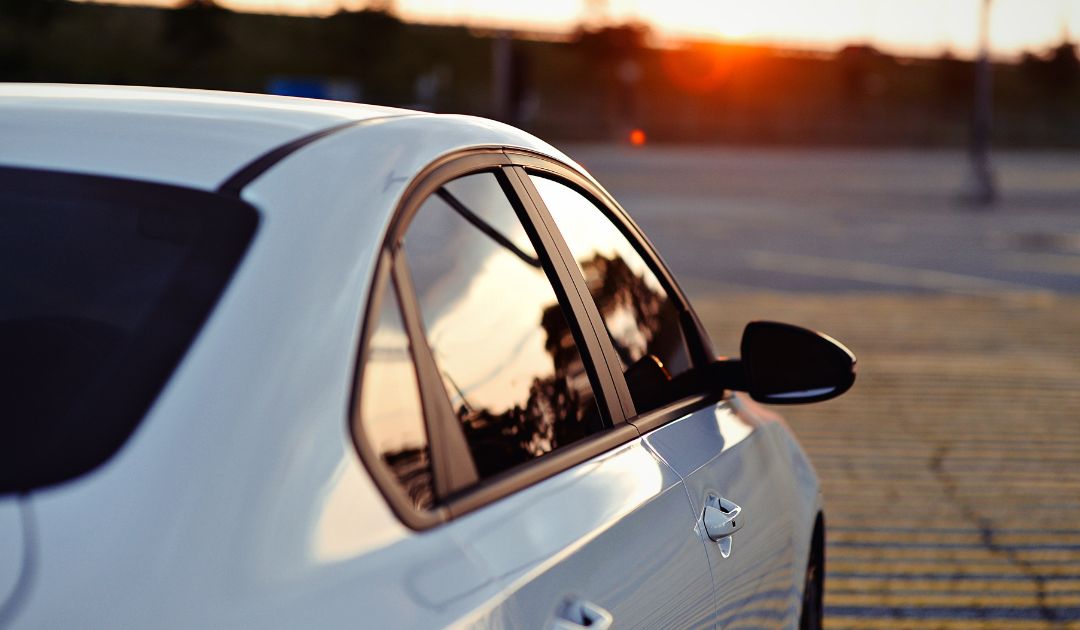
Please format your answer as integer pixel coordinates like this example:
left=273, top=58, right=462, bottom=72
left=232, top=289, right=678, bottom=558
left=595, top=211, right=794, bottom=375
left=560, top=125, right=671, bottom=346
left=3, top=0, right=1079, bottom=146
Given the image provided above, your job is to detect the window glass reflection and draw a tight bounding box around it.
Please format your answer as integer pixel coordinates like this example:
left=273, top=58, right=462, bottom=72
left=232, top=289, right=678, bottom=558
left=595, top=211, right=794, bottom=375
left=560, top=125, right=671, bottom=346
left=358, top=285, right=434, bottom=511
left=531, top=175, right=693, bottom=414
left=405, top=172, right=602, bottom=480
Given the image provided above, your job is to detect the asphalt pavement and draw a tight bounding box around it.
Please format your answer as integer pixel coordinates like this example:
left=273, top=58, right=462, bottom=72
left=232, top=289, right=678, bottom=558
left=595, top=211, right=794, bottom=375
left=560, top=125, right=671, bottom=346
left=564, top=144, right=1080, bottom=629
left=567, top=145, right=1080, bottom=297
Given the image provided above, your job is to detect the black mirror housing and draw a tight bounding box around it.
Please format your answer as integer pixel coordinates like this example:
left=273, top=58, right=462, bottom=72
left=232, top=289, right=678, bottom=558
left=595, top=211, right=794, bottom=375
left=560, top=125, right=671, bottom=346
left=741, top=321, right=856, bottom=404
left=702, top=321, right=856, bottom=405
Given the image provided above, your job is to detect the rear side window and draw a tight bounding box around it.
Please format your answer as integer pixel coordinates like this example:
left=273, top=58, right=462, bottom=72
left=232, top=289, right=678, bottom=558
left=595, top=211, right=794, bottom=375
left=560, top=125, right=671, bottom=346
left=403, top=172, right=604, bottom=480
left=0, top=167, right=257, bottom=494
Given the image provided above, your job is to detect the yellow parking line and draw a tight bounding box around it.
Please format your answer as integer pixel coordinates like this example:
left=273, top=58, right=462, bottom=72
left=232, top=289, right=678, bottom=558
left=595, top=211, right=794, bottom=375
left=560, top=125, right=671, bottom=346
left=821, top=481, right=1080, bottom=493
left=825, top=566, right=1080, bottom=579
left=827, top=533, right=1080, bottom=545
left=829, top=548, right=1080, bottom=562
left=804, top=447, right=1080, bottom=462
left=827, top=579, right=1080, bottom=593
left=824, top=619, right=1077, bottom=630
left=827, top=593, right=1080, bottom=607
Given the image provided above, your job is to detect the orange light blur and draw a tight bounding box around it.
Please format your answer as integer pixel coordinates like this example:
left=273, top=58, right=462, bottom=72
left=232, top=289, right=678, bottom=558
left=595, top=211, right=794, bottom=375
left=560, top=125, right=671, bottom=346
left=629, top=129, right=647, bottom=146
left=661, top=43, right=757, bottom=95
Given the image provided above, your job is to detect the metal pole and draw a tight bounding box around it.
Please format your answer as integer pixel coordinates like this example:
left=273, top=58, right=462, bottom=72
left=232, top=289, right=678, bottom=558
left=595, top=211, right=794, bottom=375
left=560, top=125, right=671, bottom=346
left=967, top=0, right=997, bottom=206
left=492, top=31, right=511, bottom=121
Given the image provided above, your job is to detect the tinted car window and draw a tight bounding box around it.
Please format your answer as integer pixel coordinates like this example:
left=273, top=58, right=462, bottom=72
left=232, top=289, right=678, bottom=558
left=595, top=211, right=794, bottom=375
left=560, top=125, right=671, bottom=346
left=358, top=284, right=435, bottom=511
left=0, top=167, right=256, bottom=493
left=530, top=175, right=693, bottom=414
left=404, top=172, right=603, bottom=480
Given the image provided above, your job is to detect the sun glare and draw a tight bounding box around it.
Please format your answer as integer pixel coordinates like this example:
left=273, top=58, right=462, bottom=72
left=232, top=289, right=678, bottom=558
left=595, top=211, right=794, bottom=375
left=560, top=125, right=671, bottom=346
left=700, top=0, right=759, bottom=40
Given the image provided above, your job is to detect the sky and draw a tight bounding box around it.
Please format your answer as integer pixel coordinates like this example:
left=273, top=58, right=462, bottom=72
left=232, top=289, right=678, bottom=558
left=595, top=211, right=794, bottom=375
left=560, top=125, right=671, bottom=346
left=91, top=0, right=1080, bottom=58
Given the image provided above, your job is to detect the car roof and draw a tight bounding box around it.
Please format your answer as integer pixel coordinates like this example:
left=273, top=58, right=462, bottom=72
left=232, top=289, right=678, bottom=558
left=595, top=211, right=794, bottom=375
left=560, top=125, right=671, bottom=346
left=0, top=84, right=417, bottom=190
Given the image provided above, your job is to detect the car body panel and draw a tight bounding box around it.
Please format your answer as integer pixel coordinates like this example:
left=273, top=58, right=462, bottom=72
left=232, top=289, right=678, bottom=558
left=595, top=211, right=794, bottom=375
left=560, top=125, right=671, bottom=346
left=445, top=439, right=715, bottom=629
left=0, top=501, right=25, bottom=619
left=642, top=397, right=807, bottom=628
left=0, top=84, right=410, bottom=189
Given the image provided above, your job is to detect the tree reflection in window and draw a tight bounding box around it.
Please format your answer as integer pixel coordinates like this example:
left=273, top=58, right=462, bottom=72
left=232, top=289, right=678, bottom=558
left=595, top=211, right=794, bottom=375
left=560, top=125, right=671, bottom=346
left=531, top=176, right=693, bottom=414
left=404, top=172, right=603, bottom=481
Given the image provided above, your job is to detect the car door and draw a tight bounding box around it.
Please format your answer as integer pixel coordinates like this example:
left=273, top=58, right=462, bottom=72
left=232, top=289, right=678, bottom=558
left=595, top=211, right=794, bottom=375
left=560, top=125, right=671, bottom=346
left=517, top=158, right=802, bottom=628
left=352, top=158, right=716, bottom=629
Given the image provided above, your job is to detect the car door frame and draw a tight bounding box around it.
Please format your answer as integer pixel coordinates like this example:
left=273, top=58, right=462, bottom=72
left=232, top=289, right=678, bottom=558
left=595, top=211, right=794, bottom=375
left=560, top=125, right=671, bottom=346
left=503, top=150, right=728, bottom=431
left=350, top=148, right=636, bottom=531
left=350, top=145, right=740, bottom=525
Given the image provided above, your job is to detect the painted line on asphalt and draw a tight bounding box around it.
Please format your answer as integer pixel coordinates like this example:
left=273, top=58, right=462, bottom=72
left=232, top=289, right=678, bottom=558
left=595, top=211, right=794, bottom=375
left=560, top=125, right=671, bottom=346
left=827, top=578, right=1080, bottom=593
left=826, top=598, right=1080, bottom=609
left=1001, top=253, right=1080, bottom=276
left=826, top=605, right=1080, bottom=621
left=833, top=540, right=1080, bottom=548
left=830, top=526, right=1080, bottom=535
left=828, top=589, right=1080, bottom=598
left=830, top=553, right=1080, bottom=565
left=828, top=572, right=1080, bottom=581
left=826, top=624, right=1067, bottom=630
left=745, top=250, right=1049, bottom=294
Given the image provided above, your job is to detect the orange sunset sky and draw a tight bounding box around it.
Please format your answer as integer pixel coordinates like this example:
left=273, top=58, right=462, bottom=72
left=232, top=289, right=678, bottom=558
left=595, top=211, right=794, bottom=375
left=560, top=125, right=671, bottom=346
left=86, top=0, right=1079, bottom=58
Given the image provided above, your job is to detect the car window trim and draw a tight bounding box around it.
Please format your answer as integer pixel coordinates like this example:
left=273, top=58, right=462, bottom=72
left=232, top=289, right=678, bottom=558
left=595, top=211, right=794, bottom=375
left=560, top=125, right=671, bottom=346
left=505, top=150, right=717, bottom=368
left=445, top=424, right=640, bottom=518
left=505, top=150, right=726, bottom=428
left=626, top=390, right=728, bottom=435
left=350, top=148, right=641, bottom=530
left=390, top=251, right=480, bottom=499
left=348, top=252, right=448, bottom=530
left=505, top=165, right=638, bottom=421
left=501, top=165, right=632, bottom=423
left=433, top=187, right=542, bottom=269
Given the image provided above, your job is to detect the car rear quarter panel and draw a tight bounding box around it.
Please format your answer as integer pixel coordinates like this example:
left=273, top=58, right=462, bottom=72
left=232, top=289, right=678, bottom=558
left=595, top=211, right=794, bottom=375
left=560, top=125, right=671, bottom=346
left=8, top=117, right=608, bottom=629
left=0, top=501, right=26, bottom=621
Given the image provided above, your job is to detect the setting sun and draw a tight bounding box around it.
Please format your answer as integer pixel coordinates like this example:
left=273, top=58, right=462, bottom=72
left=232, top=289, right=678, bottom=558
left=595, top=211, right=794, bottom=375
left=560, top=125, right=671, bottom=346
left=697, top=0, right=759, bottom=40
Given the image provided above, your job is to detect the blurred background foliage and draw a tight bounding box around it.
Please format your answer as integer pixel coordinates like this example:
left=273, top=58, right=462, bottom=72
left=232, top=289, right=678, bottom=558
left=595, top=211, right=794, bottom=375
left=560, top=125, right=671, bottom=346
left=2, top=0, right=1079, bottom=146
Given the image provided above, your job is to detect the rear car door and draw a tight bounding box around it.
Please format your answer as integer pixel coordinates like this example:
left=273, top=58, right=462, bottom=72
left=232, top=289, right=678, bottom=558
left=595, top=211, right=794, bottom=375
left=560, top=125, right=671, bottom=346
left=518, top=158, right=803, bottom=628
left=352, top=158, right=716, bottom=628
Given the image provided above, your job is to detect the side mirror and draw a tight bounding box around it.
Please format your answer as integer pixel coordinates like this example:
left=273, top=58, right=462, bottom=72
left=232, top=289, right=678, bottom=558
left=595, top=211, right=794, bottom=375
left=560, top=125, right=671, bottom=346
left=705, top=321, right=856, bottom=405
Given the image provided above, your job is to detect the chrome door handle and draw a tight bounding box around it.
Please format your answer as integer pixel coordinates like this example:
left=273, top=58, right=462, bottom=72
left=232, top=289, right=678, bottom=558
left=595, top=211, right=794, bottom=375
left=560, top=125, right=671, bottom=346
left=550, top=597, right=614, bottom=630
left=703, top=498, right=743, bottom=541
left=703, top=496, right=745, bottom=558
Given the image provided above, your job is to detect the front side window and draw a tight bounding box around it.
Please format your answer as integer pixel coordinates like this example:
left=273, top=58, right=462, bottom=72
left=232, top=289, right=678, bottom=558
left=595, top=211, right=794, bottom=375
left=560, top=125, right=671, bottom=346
left=403, top=172, right=603, bottom=480
left=530, top=175, right=693, bottom=414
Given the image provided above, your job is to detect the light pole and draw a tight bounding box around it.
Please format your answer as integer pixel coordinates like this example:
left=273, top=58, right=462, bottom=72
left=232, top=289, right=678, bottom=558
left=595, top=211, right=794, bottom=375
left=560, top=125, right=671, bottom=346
left=967, top=0, right=997, bottom=206
left=492, top=31, right=512, bottom=121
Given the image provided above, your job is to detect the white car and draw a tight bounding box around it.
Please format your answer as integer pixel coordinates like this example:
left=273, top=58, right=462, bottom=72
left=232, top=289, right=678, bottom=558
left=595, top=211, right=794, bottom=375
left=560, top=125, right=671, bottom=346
left=0, top=84, right=854, bottom=630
